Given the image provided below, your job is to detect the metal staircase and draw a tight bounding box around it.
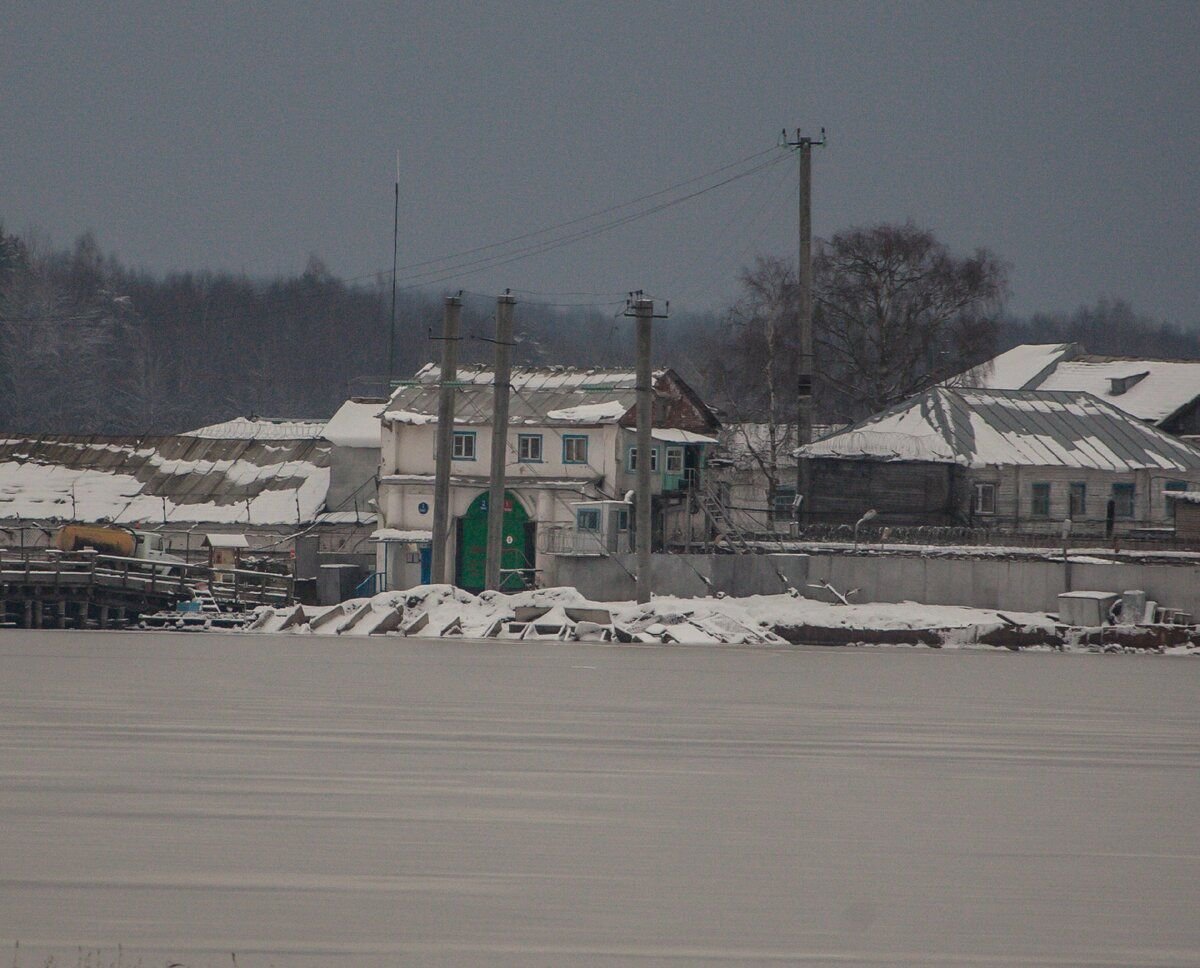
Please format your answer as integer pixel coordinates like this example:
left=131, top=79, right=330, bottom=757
left=696, top=482, right=753, bottom=553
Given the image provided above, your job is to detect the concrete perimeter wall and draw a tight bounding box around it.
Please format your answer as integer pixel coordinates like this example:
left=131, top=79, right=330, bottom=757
left=548, top=554, right=809, bottom=603
left=806, top=553, right=1200, bottom=616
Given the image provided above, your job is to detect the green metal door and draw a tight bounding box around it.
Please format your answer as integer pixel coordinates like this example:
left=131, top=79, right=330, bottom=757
left=456, top=490, right=533, bottom=593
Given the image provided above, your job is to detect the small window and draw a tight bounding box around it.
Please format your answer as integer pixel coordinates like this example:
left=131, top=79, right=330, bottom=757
left=774, top=486, right=797, bottom=515
left=615, top=509, right=629, bottom=532
left=563, top=434, right=589, bottom=464
left=1112, top=482, right=1135, bottom=518
left=1030, top=482, right=1051, bottom=518
left=452, top=431, right=476, bottom=460
left=628, top=447, right=658, bottom=472
left=1069, top=482, right=1086, bottom=517
left=517, top=433, right=543, bottom=463
left=577, top=508, right=601, bottom=532
left=1165, top=480, right=1188, bottom=492
left=665, top=447, right=683, bottom=474
left=974, top=482, right=996, bottom=515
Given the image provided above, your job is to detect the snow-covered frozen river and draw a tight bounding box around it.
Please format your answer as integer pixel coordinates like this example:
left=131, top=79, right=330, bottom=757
left=1, top=632, right=1197, bottom=967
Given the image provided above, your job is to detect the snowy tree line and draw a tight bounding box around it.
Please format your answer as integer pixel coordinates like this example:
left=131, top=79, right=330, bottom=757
left=0, top=221, right=1195, bottom=435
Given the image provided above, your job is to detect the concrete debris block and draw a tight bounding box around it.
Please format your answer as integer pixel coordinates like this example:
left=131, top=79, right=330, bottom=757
left=660, top=622, right=722, bottom=645
left=242, top=606, right=276, bottom=632
left=572, top=621, right=613, bottom=642
left=247, top=603, right=306, bottom=633
left=400, top=612, right=430, bottom=637
left=308, top=603, right=351, bottom=634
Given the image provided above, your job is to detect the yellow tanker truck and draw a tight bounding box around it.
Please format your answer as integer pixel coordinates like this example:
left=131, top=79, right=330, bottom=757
left=54, top=524, right=186, bottom=572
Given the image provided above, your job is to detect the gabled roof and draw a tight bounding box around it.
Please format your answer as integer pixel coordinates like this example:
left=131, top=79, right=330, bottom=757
left=955, top=343, right=1080, bottom=390
left=796, top=387, right=1200, bottom=472
left=955, top=344, right=1200, bottom=425
left=382, top=363, right=717, bottom=430
left=322, top=398, right=385, bottom=448
left=1034, top=357, right=1200, bottom=424
left=183, top=416, right=328, bottom=439
left=0, top=434, right=336, bottom=525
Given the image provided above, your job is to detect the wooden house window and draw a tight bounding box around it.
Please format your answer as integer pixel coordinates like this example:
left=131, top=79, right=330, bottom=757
left=562, top=435, right=588, bottom=464
left=627, top=447, right=657, bottom=472
left=973, top=482, right=996, bottom=515
left=1030, top=482, right=1051, bottom=518
left=1111, top=483, right=1135, bottom=518
left=452, top=431, right=476, bottom=460
left=1069, top=483, right=1086, bottom=517
left=517, top=434, right=543, bottom=463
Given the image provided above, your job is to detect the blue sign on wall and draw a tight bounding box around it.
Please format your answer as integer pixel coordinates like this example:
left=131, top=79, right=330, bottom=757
left=418, top=501, right=429, bottom=514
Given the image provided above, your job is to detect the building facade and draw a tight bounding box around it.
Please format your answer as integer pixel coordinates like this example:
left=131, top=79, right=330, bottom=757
left=797, top=387, right=1200, bottom=536
left=376, top=364, right=720, bottom=592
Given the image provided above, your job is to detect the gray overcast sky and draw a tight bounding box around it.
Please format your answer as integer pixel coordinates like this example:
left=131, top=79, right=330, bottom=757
left=2, top=1, right=1197, bottom=322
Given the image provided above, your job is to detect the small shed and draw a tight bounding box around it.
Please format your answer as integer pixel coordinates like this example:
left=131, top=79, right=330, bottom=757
left=203, top=533, right=250, bottom=570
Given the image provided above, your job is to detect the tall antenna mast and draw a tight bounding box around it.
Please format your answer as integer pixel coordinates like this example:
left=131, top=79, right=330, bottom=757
left=386, top=150, right=400, bottom=389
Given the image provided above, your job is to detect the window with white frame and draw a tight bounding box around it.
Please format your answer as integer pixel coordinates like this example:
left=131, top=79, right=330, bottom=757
left=452, top=430, right=476, bottom=460
left=973, top=482, right=996, bottom=515
left=665, top=447, right=683, bottom=474
left=627, top=446, right=658, bottom=472
left=517, top=433, right=543, bottom=463
left=562, top=434, right=588, bottom=464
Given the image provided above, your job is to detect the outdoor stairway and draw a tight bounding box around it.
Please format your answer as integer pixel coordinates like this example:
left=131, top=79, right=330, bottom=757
left=697, top=483, right=753, bottom=553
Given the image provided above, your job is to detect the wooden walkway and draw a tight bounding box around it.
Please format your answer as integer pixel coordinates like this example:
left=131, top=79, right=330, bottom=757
left=0, top=552, right=293, bottom=629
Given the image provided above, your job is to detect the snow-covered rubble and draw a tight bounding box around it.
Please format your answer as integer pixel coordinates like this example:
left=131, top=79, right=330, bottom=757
left=241, top=585, right=1060, bottom=647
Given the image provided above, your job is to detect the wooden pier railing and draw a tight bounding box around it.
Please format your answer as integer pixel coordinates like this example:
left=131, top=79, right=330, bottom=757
left=0, top=551, right=293, bottom=629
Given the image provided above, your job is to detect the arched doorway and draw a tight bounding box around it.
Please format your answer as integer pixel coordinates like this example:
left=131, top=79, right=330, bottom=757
left=455, top=490, right=535, bottom=593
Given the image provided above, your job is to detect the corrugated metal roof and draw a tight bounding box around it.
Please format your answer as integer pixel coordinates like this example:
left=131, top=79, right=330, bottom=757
left=183, top=417, right=328, bottom=439
left=385, top=363, right=665, bottom=427
left=954, top=345, right=1200, bottom=424
left=0, top=434, right=335, bottom=525
left=796, top=388, right=1200, bottom=472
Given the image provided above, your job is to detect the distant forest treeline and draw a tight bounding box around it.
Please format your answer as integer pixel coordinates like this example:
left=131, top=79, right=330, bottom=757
left=0, top=225, right=1196, bottom=434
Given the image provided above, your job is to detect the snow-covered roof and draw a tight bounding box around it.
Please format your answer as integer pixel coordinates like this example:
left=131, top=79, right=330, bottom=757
left=1034, top=358, right=1200, bottom=424
left=183, top=417, right=328, bottom=439
left=383, top=363, right=719, bottom=431
left=954, top=343, right=1079, bottom=390
left=0, top=435, right=340, bottom=526
left=1164, top=490, right=1200, bottom=504
left=650, top=429, right=717, bottom=444
left=203, top=533, right=250, bottom=549
left=954, top=344, right=1200, bottom=425
left=322, top=398, right=385, bottom=448
left=797, top=387, right=1200, bottom=472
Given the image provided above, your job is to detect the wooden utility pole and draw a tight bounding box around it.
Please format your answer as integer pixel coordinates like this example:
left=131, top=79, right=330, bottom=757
left=484, top=291, right=516, bottom=591
left=430, top=293, right=461, bottom=584
left=785, top=127, right=825, bottom=526
left=632, top=296, right=654, bottom=604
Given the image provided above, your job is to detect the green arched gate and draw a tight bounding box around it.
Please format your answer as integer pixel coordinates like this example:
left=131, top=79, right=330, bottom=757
left=455, top=490, right=535, bottom=593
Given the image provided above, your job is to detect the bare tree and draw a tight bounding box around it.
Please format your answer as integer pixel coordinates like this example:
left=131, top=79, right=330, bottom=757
left=705, top=256, right=799, bottom=524
left=814, top=222, right=1008, bottom=419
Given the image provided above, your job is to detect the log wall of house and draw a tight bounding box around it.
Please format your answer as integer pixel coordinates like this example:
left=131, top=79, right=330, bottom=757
left=1173, top=501, right=1200, bottom=541
left=807, top=460, right=959, bottom=525
left=964, top=465, right=1199, bottom=533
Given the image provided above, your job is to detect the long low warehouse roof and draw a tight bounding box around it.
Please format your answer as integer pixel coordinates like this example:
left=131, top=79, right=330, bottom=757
left=0, top=434, right=337, bottom=526
left=796, top=388, right=1200, bottom=472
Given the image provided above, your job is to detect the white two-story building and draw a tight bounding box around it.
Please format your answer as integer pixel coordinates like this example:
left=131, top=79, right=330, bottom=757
left=375, top=364, right=720, bottom=592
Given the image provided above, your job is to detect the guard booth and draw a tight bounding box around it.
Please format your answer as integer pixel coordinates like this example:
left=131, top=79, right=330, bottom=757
left=203, top=533, right=249, bottom=570
left=570, top=500, right=632, bottom=555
